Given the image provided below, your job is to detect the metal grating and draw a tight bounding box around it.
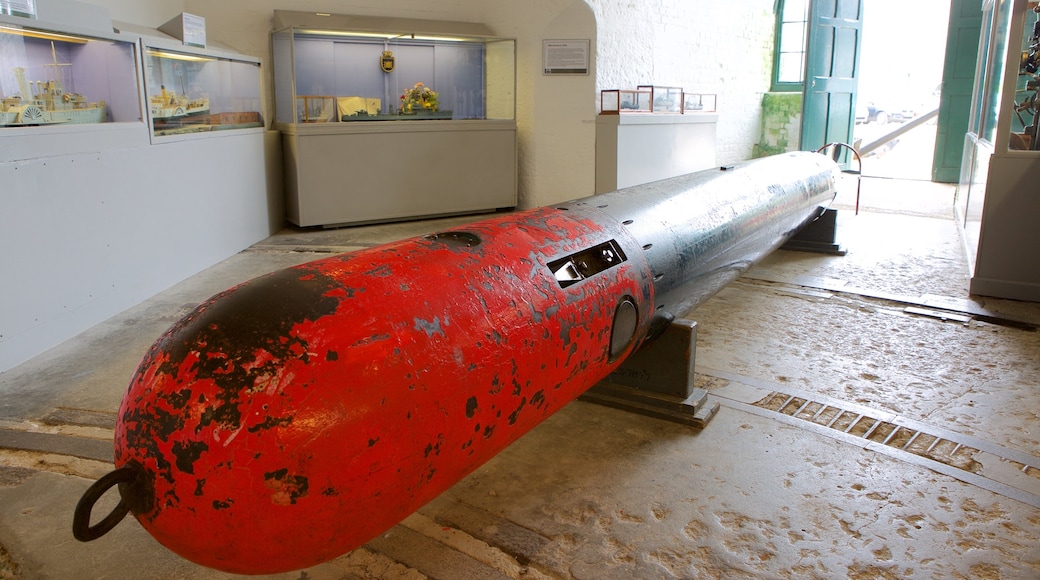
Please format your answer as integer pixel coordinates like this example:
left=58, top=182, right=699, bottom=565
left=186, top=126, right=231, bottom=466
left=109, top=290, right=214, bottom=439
left=753, top=391, right=1039, bottom=479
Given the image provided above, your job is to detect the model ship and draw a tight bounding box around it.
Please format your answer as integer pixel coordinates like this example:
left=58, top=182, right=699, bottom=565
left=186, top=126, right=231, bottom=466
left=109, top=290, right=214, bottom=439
left=150, top=85, right=210, bottom=120
left=296, top=95, right=334, bottom=123
left=0, top=58, right=107, bottom=126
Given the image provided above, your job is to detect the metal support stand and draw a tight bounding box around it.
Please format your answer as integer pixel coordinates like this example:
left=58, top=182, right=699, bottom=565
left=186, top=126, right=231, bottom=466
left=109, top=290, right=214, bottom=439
left=781, top=208, right=846, bottom=255
left=581, top=319, right=719, bottom=428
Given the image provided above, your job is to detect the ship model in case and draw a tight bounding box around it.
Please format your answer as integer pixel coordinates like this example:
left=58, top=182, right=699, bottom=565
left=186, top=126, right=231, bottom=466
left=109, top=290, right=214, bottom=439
left=0, top=44, right=107, bottom=126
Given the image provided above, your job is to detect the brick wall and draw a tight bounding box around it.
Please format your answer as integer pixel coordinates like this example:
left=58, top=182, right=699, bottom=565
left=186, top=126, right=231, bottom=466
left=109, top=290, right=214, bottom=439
left=587, top=0, right=777, bottom=165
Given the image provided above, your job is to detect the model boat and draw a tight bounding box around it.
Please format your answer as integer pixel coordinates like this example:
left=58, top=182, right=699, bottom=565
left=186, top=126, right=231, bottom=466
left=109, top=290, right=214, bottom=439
left=0, top=64, right=106, bottom=126
left=150, top=85, right=210, bottom=120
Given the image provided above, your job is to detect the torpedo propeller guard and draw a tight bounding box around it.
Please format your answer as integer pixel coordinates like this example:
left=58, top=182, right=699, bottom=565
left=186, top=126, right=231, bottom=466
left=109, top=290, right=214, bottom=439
left=73, top=151, right=840, bottom=574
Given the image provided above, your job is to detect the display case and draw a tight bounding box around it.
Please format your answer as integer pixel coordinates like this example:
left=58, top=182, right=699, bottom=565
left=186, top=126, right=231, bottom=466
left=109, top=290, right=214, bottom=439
left=0, top=15, right=141, bottom=128
left=599, top=89, right=651, bottom=114
left=638, top=85, right=683, bottom=113
left=142, top=39, right=264, bottom=139
left=272, top=14, right=515, bottom=124
left=682, top=92, right=717, bottom=114
left=999, top=0, right=1040, bottom=151
left=959, top=0, right=1040, bottom=301
left=271, top=11, right=518, bottom=227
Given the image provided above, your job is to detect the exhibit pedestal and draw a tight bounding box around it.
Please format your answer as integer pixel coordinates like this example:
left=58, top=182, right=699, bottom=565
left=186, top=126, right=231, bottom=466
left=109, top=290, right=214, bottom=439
left=582, top=320, right=719, bottom=428
left=595, top=113, right=718, bottom=194
left=970, top=154, right=1040, bottom=301
left=280, top=119, right=517, bottom=227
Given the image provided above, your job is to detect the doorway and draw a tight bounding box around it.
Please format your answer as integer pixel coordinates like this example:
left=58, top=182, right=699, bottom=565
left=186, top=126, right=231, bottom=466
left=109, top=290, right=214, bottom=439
left=852, top=0, right=952, bottom=181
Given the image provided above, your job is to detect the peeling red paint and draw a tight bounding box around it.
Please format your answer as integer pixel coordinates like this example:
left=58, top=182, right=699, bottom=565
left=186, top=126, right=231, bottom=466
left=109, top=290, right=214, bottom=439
left=114, top=207, right=655, bottom=574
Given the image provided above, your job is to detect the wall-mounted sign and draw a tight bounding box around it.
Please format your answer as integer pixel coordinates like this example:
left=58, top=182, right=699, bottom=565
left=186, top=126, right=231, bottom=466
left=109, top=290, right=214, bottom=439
left=0, top=0, right=35, bottom=17
left=543, top=39, right=589, bottom=75
left=159, top=12, right=206, bottom=49
left=181, top=13, right=206, bottom=48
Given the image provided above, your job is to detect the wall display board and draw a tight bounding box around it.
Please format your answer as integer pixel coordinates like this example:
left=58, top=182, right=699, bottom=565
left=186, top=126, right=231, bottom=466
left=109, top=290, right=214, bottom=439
left=142, top=39, right=264, bottom=141
left=0, top=15, right=140, bottom=128
left=271, top=11, right=517, bottom=227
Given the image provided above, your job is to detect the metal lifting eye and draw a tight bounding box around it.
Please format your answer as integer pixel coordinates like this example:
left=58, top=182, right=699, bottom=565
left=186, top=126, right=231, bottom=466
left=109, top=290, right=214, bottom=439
left=547, top=240, right=628, bottom=288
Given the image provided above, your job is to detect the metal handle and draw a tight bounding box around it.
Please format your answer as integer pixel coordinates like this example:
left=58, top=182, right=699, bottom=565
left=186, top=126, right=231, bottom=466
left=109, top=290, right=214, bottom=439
left=815, top=142, right=863, bottom=214
left=72, top=466, right=137, bottom=541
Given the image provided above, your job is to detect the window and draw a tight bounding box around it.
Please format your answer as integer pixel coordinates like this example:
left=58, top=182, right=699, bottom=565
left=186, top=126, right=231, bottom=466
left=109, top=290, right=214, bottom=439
left=772, top=0, right=809, bottom=91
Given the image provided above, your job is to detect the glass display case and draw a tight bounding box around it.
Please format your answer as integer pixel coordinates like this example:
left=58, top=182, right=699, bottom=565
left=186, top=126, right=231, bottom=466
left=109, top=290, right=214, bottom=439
left=1001, top=0, right=1040, bottom=151
left=143, top=40, right=263, bottom=139
left=599, top=89, right=651, bottom=114
left=638, top=85, right=683, bottom=113
left=272, top=20, right=515, bottom=124
left=270, top=11, right=518, bottom=228
left=682, top=92, right=717, bottom=114
left=0, top=15, right=140, bottom=128
left=959, top=0, right=1040, bottom=301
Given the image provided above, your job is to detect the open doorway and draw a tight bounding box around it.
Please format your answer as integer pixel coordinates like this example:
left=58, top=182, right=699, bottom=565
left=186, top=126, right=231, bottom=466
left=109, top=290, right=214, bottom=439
left=852, top=0, right=952, bottom=181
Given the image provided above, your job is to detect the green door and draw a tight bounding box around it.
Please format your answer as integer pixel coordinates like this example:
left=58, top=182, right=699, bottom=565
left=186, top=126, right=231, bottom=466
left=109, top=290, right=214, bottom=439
left=800, top=0, right=864, bottom=153
left=932, top=0, right=984, bottom=183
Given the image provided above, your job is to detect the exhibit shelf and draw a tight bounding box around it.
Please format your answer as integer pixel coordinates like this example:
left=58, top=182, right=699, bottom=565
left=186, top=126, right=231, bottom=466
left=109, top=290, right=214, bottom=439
left=595, top=113, right=718, bottom=194
left=279, top=119, right=517, bottom=227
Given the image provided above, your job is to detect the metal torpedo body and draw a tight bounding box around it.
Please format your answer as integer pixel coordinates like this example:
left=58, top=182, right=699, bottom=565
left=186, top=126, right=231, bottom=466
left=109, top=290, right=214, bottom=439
left=74, top=151, right=839, bottom=574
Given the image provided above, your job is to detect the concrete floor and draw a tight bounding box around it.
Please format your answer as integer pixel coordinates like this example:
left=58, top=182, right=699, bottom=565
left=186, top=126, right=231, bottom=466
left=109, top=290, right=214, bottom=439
left=2, top=176, right=1039, bottom=579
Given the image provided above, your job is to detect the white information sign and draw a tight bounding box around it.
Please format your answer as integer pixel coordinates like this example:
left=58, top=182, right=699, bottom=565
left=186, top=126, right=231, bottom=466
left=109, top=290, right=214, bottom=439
left=0, top=0, right=35, bottom=17
left=182, top=13, right=206, bottom=48
left=543, top=39, right=590, bottom=75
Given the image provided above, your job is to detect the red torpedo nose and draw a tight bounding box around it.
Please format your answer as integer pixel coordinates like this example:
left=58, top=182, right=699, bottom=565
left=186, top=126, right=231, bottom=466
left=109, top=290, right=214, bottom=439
left=111, top=207, right=654, bottom=574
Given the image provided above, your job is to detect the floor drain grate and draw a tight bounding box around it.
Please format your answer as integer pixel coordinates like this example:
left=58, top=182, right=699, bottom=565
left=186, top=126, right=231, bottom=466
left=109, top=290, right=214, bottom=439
left=701, top=366, right=1040, bottom=507
left=754, top=392, right=1024, bottom=476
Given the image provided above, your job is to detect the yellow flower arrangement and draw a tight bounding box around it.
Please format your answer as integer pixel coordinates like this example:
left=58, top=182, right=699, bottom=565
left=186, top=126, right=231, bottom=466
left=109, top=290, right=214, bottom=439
left=400, top=81, right=440, bottom=113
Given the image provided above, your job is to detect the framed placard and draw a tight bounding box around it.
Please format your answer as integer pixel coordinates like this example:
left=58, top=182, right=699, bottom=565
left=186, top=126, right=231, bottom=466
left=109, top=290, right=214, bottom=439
left=181, top=13, right=206, bottom=48
left=1, top=0, right=35, bottom=17
left=159, top=12, right=207, bottom=49
left=543, top=39, right=589, bottom=75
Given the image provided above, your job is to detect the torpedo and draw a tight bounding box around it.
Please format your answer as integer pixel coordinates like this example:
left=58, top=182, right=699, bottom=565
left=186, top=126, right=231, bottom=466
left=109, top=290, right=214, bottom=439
left=73, top=150, right=840, bottom=574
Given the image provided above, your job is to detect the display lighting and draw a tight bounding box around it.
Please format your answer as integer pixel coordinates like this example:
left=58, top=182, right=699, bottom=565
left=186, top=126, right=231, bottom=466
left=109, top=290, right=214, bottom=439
left=146, top=49, right=214, bottom=63
left=0, top=24, right=88, bottom=43
left=295, top=29, right=472, bottom=43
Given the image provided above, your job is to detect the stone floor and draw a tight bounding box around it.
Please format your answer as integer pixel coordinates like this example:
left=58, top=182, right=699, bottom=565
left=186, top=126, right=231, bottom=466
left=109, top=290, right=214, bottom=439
left=1, top=176, right=1039, bottom=579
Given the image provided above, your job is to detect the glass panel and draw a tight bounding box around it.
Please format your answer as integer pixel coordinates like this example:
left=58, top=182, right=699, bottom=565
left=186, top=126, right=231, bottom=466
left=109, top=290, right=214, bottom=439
left=0, top=23, right=139, bottom=127
left=780, top=22, right=806, bottom=53
left=774, top=0, right=809, bottom=89
left=273, top=28, right=515, bottom=123
left=778, top=52, right=805, bottom=84
left=486, top=38, right=515, bottom=121
left=782, top=0, right=809, bottom=22
left=1009, top=2, right=1039, bottom=147
left=983, top=0, right=1010, bottom=143
left=144, top=47, right=263, bottom=137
